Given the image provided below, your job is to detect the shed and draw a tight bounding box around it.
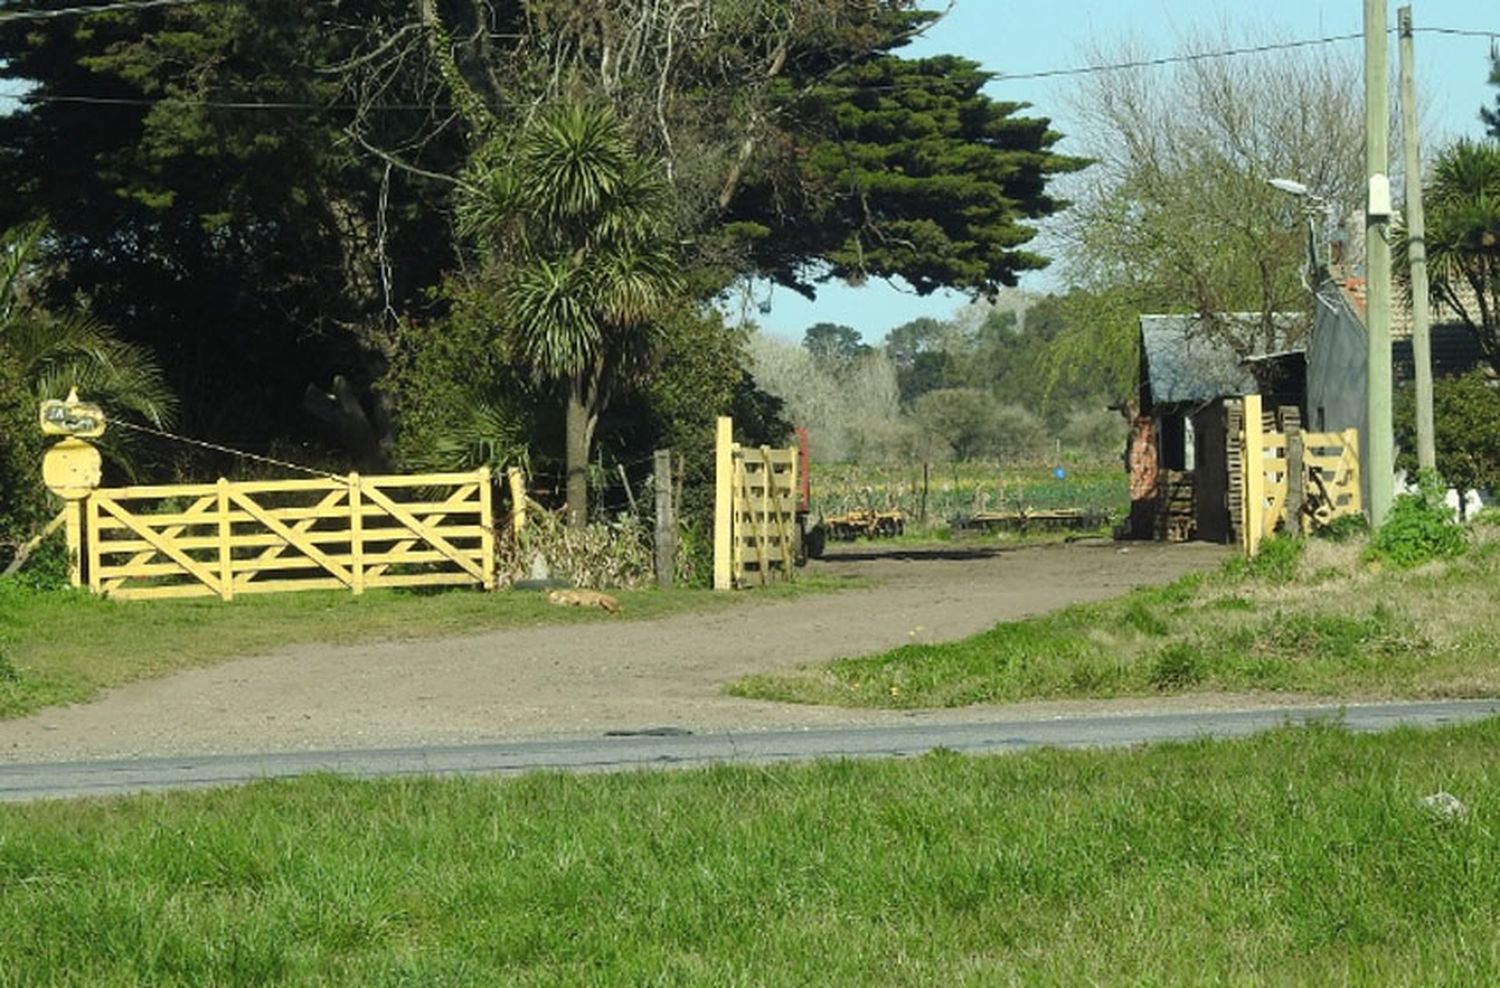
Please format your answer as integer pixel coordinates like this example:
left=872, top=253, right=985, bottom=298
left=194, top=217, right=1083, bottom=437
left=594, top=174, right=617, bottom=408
left=1135, top=314, right=1305, bottom=542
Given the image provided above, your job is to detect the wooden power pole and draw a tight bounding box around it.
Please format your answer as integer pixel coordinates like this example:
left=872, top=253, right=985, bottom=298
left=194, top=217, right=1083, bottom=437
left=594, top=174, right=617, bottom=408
left=1365, top=0, right=1395, bottom=524
left=1399, top=5, right=1437, bottom=471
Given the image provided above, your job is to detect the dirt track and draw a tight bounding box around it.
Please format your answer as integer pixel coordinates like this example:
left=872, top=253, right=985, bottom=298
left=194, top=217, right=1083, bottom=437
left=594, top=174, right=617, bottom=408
left=0, top=540, right=1233, bottom=763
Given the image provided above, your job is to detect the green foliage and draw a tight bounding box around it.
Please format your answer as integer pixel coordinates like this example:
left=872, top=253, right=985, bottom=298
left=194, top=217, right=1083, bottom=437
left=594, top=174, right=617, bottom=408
left=1367, top=472, right=1468, bottom=570
left=1486, top=54, right=1500, bottom=139
left=0, top=1, right=439, bottom=461
left=1148, top=643, right=1202, bottom=691
left=745, top=54, right=1085, bottom=297
left=1223, top=535, right=1306, bottom=585
left=1395, top=371, right=1500, bottom=506
left=1313, top=513, right=1371, bottom=543
left=1419, top=139, right=1500, bottom=373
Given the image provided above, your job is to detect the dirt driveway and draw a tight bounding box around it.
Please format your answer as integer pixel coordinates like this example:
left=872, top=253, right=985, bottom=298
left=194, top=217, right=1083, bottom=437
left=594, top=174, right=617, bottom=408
left=0, top=540, right=1232, bottom=763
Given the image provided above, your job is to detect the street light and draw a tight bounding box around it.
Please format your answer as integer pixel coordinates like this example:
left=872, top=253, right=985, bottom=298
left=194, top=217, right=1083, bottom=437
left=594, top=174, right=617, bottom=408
left=1268, top=177, right=1330, bottom=285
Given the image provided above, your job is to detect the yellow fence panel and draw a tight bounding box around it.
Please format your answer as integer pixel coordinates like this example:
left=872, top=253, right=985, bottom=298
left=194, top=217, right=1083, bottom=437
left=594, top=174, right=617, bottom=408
left=1240, top=393, right=1362, bottom=555
left=83, top=469, right=495, bottom=600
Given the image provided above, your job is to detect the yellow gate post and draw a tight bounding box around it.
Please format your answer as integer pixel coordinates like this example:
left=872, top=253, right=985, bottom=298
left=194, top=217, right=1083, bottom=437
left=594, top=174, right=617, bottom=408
left=38, top=390, right=106, bottom=587
left=713, top=416, right=734, bottom=591
left=1241, top=393, right=1265, bottom=557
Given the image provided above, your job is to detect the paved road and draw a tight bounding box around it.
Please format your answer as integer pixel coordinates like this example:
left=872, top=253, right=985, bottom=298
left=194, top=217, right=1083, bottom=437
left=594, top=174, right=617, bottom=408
left=3, top=699, right=1494, bottom=802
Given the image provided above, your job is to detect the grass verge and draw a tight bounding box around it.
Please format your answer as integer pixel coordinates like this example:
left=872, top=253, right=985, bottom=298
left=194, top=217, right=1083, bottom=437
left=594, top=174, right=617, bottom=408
left=0, top=575, right=856, bottom=720
left=1, top=719, right=1497, bottom=984
left=732, top=526, right=1500, bottom=708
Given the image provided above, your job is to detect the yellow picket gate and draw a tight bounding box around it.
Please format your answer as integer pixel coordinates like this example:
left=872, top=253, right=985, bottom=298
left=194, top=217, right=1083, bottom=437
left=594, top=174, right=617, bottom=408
left=83, top=470, right=495, bottom=600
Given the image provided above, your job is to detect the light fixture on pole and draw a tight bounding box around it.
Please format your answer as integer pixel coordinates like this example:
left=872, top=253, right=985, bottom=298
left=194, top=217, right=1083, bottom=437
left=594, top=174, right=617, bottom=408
left=1268, top=177, right=1329, bottom=284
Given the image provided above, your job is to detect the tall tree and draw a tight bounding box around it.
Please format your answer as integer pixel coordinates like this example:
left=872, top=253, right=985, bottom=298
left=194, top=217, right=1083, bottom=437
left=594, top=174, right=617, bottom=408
left=458, top=102, right=682, bottom=525
left=1063, top=33, right=1366, bottom=358
left=1420, top=139, right=1500, bottom=373
left=802, top=322, right=869, bottom=373
left=0, top=0, right=450, bottom=462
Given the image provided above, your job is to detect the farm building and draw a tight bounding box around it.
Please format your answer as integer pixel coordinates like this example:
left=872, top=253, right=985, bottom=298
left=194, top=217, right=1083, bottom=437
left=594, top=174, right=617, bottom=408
left=1131, top=314, right=1305, bottom=543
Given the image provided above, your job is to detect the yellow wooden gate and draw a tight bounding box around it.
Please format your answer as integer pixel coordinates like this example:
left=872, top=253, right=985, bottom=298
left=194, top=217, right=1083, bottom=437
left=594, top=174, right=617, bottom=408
left=1241, top=394, right=1361, bottom=555
left=84, top=469, right=494, bottom=600
left=713, top=417, right=799, bottom=589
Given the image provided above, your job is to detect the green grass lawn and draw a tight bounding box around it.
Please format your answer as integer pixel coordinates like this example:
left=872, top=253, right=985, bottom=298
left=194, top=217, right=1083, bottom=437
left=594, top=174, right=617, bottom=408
left=0, top=575, right=853, bottom=721
left=1, top=718, right=1496, bottom=984
left=733, top=526, right=1500, bottom=709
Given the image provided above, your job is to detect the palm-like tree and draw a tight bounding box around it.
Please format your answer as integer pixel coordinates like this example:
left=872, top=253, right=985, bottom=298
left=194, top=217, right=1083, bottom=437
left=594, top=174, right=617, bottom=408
left=1422, top=139, right=1500, bottom=372
left=1, top=223, right=176, bottom=475
left=460, top=102, right=681, bottom=525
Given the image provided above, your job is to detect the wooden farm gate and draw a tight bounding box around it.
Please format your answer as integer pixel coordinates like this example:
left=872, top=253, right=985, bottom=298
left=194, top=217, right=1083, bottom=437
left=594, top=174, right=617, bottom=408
left=1240, top=394, right=1361, bottom=556
left=713, top=416, right=799, bottom=590
left=84, top=470, right=495, bottom=600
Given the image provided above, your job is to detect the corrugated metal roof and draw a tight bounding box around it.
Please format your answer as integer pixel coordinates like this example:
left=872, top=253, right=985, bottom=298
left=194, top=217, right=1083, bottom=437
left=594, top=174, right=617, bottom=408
left=1139, top=314, right=1305, bottom=406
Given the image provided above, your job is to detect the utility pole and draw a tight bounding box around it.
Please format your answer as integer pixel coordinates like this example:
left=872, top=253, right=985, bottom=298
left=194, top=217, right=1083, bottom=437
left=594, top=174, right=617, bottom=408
left=1365, top=0, right=1395, bottom=525
left=1399, top=5, right=1437, bottom=471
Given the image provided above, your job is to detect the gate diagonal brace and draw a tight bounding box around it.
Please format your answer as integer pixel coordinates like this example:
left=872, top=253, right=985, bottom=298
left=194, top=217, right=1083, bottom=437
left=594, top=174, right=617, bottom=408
left=229, top=490, right=355, bottom=587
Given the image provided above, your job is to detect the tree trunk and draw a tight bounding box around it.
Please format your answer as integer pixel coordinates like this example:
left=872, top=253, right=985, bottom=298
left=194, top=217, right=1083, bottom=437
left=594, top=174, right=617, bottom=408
left=565, top=382, right=590, bottom=527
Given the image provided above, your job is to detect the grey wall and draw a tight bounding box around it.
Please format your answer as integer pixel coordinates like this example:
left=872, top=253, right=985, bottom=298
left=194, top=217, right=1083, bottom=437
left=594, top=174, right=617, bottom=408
left=1305, top=287, right=1369, bottom=505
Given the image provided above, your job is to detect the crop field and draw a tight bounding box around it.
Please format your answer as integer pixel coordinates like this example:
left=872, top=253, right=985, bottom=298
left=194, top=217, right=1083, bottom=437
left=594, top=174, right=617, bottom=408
left=809, top=460, right=1127, bottom=530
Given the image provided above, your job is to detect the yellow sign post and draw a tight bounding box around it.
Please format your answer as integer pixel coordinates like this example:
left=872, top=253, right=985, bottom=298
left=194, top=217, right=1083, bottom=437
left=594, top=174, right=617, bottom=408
left=39, top=391, right=107, bottom=586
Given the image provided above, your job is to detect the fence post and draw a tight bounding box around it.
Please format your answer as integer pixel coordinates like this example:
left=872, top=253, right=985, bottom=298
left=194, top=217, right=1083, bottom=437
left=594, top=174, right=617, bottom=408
left=216, top=477, right=234, bottom=601
left=349, top=473, right=364, bottom=595
left=1286, top=427, right=1305, bottom=535
left=714, top=416, right=733, bottom=591
left=1241, top=394, right=1264, bottom=557
left=478, top=466, right=495, bottom=590
left=506, top=466, right=527, bottom=537
left=64, top=500, right=83, bottom=589
left=654, top=449, right=675, bottom=590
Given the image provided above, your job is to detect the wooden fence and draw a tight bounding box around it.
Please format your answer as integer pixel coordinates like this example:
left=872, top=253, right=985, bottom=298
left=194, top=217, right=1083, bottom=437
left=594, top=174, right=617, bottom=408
left=714, top=417, right=799, bottom=589
left=1241, top=394, right=1361, bottom=555
left=84, top=469, right=494, bottom=600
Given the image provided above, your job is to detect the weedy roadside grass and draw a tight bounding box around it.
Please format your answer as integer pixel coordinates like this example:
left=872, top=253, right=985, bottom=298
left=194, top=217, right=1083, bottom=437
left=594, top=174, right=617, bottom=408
left=0, top=718, right=1496, bottom=984
left=0, top=575, right=858, bottom=720
left=732, top=524, right=1500, bottom=709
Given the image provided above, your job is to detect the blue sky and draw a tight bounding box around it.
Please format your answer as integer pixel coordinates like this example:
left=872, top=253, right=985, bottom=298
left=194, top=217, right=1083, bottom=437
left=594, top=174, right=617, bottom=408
left=746, top=0, right=1499, bottom=344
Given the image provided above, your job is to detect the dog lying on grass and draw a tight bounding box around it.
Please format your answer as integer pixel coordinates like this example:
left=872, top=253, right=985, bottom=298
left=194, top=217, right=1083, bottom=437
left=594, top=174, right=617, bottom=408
left=546, top=588, right=621, bottom=613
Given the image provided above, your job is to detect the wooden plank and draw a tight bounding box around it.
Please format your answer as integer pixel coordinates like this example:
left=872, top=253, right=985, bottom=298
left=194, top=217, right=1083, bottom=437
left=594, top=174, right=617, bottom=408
left=359, top=484, right=486, bottom=582
left=365, top=572, right=480, bottom=589
left=350, top=473, right=365, bottom=595
left=477, top=466, right=495, bottom=590
left=108, top=583, right=223, bottom=601
left=361, top=484, right=481, bottom=581
left=714, top=417, right=733, bottom=591
left=220, top=578, right=352, bottom=596
left=228, top=490, right=355, bottom=588
left=96, top=497, right=224, bottom=595
left=231, top=487, right=349, bottom=592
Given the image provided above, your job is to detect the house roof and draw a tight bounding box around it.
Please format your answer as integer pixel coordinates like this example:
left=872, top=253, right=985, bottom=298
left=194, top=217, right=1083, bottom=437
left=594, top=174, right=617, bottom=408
left=1393, top=323, right=1492, bottom=381
left=1319, top=275, right=1493, bottom=380
left=1139, top=314, right=1304, bottom=407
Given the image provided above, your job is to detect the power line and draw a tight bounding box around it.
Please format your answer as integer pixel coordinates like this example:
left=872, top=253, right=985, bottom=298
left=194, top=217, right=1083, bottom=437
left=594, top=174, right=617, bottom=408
left=0, top=0, right=208, bottom=22
left=1, top=23, right=1495, bottom=112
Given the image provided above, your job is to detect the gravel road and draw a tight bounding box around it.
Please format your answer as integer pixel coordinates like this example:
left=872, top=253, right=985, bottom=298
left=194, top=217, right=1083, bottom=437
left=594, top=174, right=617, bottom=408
left=0, top=540, right=1233, bottom=763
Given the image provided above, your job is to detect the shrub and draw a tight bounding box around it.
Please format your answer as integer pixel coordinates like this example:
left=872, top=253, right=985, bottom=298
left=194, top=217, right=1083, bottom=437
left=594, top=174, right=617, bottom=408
left=1223, top=535, right=1305, bottom=584
left=1366, top=470, right=1467, bottom=570
left=498, top=509, right=654, bottom=589
left=1313, top=513, right=1370, bottom=543
left=1149, top=643, right=1203, bottom=691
